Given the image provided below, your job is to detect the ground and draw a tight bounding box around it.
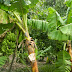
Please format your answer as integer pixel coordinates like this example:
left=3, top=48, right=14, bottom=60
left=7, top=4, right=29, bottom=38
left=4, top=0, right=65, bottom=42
left=0, top=56, right=47, bottom=72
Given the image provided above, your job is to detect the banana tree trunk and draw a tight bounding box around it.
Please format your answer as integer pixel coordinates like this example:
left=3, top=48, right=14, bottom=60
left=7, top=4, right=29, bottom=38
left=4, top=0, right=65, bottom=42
left=67, top=40, right=72, bottom=72
left=23, top=14, right=38, bottom=72
left=25, top=32, right=38, bottom=72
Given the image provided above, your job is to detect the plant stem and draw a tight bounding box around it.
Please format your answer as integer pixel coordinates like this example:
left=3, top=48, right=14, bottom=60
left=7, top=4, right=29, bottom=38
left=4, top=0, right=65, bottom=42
left=13, top=12, right=22, bottom=24
left=22, top=14, right=39, bottom=72
left=16, top=22, right=26, bottom=33
left=22, top=14, right=28, bottom=31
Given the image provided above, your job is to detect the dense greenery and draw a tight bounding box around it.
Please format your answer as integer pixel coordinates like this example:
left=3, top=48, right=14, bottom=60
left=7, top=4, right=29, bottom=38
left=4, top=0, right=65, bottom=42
left=0, top=0, right=72, bottom=72
left=28, top=0, right=67, bottom=20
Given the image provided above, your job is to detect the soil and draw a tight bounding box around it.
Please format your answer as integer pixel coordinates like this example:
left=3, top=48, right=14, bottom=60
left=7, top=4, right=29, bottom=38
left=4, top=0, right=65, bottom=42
left=0, top=55, right=47, bottom=72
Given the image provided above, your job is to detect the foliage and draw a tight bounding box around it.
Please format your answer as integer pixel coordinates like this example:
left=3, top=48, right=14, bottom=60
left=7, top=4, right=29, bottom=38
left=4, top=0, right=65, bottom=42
left=28, top=1, right=72, bottom=41
left=36, top=46, right=51, bottom=60
left=27, top=19, right=49, bottom=32
left=28, top=0, right=67, bottom=20
left=47, top=7, right=72, bottom=40
left=0, top=0, right=39, bottom=14
left=0, top=0, right=39, bottom=71
left=0, top=0, right=72, bottom=72
left=16, top=52, right=28, bottom=64
left=29, top=29, right=63, bottom=61
left=54, top=50, right=71, bottom=72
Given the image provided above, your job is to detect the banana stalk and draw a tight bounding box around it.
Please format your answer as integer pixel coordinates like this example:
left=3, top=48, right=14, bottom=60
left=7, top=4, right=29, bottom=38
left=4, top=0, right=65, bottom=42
left=25, top=36, right=38, bottom=72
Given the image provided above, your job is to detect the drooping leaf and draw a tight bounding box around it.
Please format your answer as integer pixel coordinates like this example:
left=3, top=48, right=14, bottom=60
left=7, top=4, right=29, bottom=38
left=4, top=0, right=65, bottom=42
left=27, top=19, right=72, bottom=40
left=48, top=30, right=72, bottom=40
left=27, top=19, right=49, bottom=32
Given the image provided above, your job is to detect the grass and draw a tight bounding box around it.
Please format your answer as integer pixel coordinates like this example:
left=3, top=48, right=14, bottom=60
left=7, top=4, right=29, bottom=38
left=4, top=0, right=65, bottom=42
left=13, top=64, right=56, bottom=72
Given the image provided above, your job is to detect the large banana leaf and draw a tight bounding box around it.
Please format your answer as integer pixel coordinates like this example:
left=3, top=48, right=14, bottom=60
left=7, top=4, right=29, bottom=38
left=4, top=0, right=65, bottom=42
left=54, top=50, right=71, bottom=72
left=27, top=19, right=49, bottom=32
left=10, top=0, right=29, bottom=14
left=48, top=30, right=72, bottom=40
left=47, top=7, right=64, bottom=31
left=60, top=23, right=72, bottom=36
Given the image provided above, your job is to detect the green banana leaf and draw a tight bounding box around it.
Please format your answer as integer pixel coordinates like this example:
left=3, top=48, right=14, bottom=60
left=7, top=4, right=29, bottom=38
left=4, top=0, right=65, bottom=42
left=27, top=19, right=49, bottom=32
left=60, top=23, right=72, bottom=36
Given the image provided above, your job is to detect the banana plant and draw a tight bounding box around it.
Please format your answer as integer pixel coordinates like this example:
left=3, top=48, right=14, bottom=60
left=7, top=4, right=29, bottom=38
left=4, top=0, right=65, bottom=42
left=0, top=0, right=39, bottom=72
